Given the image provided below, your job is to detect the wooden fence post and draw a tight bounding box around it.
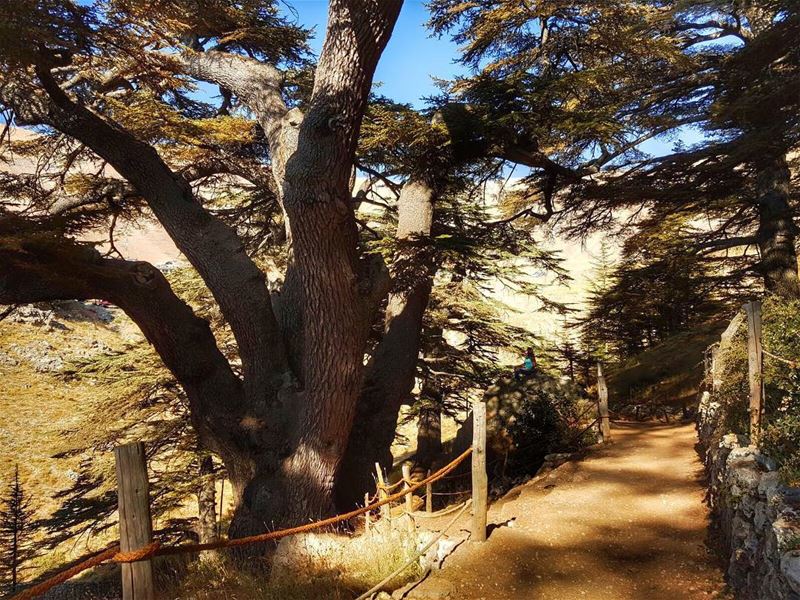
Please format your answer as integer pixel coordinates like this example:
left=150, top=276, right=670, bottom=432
left=745, top=301, right=764, bottom=445
left=471, top=399, right=487, bottom=543
left=401, top=463, right=415, bottom=532
left=402, top=464, right=413, bottom=513
left=597, top=362, right=611, bottom=442
left=375, top=462, right=390, bottom=521
left=115, top=442, right=155, bottom=600
left=364, top=492, right=371, bottom=534
left=425, top=470, right=433, bottom=514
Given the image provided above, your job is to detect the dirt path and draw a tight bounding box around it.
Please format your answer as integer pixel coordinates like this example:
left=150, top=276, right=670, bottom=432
left=408, top=421, right=730, bottom=600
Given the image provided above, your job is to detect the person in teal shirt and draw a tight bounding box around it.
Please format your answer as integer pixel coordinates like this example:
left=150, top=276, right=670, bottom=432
left=514, top=347, right=537, bottom=381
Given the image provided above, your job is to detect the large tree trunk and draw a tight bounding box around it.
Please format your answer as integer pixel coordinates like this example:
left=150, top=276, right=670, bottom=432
left=335, top=180, right=437, bottom=509
left=756, top=153, right=799, bottom=297
left=1, top=0, right=403, bottom=541
left=224, top=0, right=403, bottom=537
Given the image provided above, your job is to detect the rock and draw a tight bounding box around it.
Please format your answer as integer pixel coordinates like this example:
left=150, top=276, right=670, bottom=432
left=418, top=536, right=461, bottom=572
left=2, top=301, right=114, bottom=328
left=4, top=304, right=55, bottom=327
left=270, top=532, right=344, bottom=585
left=721, top=433, right=748, bottom=450
left=781, top=551, right=800, bottom=594
left=0, top=352, right=19, bottom=367
left=156, top=260, right=182, bottom=273
left=760, top=472, right=782, bottom=503
left=773, top=512, right=800, bottom=552
left=535, top=453, right=573, bottom=476
left=392, top=581, right=418, bottom=599
left=7, top=341, right=65, bottom=372
left=727, top=447, right=763, bottom=497
left=698, top=350, right=800, bottom=600
left=435, top=538, right=460, bottom=567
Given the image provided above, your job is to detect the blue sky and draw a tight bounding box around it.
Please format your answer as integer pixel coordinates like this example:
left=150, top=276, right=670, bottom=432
left=281, top=1, right=463, bottom=106
left=281, top=1, right=701, bottom=157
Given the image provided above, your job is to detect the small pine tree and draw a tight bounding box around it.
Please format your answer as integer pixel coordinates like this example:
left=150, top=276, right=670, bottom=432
left=0, top=466, right=36, bottom=594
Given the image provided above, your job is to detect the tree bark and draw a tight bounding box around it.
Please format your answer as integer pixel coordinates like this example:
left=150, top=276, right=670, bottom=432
left=335, top=180, right=437, bottom=509
left=6, top=65, right=289, bottom=405
left=756, top=153, right=799, bottom=297
left=222, top=0, right=404, bottom=536
left=413, top=379, right=443, bottom=480
left=196, top=456, right=218, bottom=546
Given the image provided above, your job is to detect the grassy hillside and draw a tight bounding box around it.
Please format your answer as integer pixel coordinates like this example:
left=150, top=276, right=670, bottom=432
left=0, top=303, right=141, bottom=573
left=606, top=319, right=729, bottom=413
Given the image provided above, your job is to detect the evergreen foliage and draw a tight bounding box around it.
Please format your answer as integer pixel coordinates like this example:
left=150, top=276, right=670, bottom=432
left=430, top=0, right=800, bottom=292
left=357, top=98, right=570, bottom=435
left=0, top=465, right=36, bottom=594
left=39, top=268, right=227, bottom=548
left=578, top=217, right=729, bottom=361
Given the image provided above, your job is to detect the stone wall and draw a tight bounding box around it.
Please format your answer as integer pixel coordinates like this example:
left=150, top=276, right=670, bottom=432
left=698, top=314, right=800, bottom=599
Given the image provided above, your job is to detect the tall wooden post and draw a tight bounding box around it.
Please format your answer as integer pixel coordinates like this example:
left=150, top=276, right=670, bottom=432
left=115, top=442, right=155, bottom=600
left=364, top=492, right=371, bottom=534
left=597, top=362, right=611, bottom=442
left=402, top=463, right=413, bottom=514
left=425, top=470, right=433, bottom=514
left=471, top=399, right=488, bottom=543
left=745, top=301, right=764, bottom=445
left=375, top=462, right=390, bottom=520
left=401, top=463, right=415, bottom=532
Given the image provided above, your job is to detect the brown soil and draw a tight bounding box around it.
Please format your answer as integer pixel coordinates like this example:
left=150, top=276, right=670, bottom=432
left=408, top=421, right=731, bottom=600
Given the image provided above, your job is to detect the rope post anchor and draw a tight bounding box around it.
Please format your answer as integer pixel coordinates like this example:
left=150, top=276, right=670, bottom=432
left=375, top=462, right=391, bottom=522
left=597, top=362, right=611, bottom=442
left=426, top=470, right=433, bottom=514
left=744, top=301, right=764, bottom=445
left=114, top=442, right=155, bottom=600
left=471, top=399, right=488, bottom=543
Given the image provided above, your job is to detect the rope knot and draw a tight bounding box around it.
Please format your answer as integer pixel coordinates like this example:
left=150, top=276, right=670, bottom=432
left=113, top=541, right=161, bottom=564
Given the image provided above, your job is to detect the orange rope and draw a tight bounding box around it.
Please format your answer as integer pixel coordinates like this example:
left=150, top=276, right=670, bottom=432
left=150, top=447, right=472, bottom=556
left=377, top=478, right=405, bottom=492
left=11, top=546, right=120, bottom=600
left=114, top=542, right=162, bottom=563
left=11, top=447, right=473, bottom=600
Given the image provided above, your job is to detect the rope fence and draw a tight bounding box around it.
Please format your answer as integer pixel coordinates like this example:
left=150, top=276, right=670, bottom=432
left=13, top=444, right=478, bottom=600
left=16, top=370, right=607, bottom=600
left=10, top=400, right=488, bottom=600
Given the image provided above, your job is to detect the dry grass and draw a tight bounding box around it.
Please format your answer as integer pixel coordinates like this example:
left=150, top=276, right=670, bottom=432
left=2, top=312, right=427, bottom=596
left=0, top=313, right=134, bottom=576
left=607, top=319, right=728, bottom=411
left=158, top=524, right=423, bottom=600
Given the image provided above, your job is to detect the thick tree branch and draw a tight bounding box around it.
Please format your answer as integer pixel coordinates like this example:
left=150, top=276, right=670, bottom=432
left=173, top=50, right=287, bottom=149
left=13, top=65, right=290, bottom=401
left=695, top=235, right=759, bottom=255
left=180, top=155, right=277, bottom=193
left=0, top=227, right=246, bottom=458
left=337, top=178, right=436, bottom=508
